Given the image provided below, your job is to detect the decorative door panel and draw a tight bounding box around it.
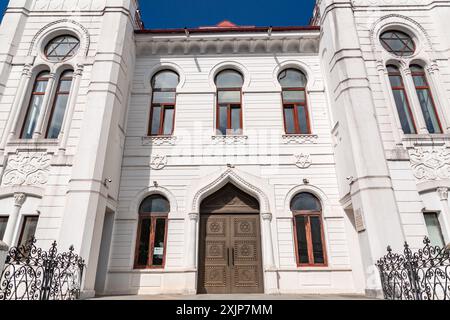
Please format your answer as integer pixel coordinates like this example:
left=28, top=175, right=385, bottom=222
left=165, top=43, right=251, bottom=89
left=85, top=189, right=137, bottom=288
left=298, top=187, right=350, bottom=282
left=198, top=215, right=230, bottom=294
left=230, top=215, right=264, bottom=294
left=198, top=214, right=264, bottom=294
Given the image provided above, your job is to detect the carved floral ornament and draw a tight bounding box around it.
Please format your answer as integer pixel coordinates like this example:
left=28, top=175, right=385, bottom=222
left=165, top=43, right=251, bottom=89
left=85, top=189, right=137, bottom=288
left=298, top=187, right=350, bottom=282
left=150, top=154, right=168, bottom=170
left=294, top=153, right=312, bottom=169
left=1, top=152, right=52, bottom=187
left=409, top=147, right=450, bottom=181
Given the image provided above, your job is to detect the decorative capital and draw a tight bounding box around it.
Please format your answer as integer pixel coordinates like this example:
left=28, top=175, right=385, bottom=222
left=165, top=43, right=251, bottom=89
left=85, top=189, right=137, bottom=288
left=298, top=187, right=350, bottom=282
left=74, top=64, right=85, bottom=76
left=22, top=64, right=33, bottom=77
left=189, top=212, right=199, bottom=221
left=13, top=193, right=26, bottom=207
left=262, top=213, right=273, bottom=221
left=437, top=187, right=449, bottom=201
left=376, top=60, right=386, bottom=73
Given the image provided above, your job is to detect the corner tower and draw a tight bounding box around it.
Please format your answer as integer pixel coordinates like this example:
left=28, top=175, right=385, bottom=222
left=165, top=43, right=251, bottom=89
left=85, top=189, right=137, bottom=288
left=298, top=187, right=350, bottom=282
left=0, top=0, right=141, bottom=297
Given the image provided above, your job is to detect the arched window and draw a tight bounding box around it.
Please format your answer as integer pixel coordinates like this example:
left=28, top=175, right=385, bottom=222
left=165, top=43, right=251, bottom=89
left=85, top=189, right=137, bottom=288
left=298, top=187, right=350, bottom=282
left=380, top=31, right=415, bottom=56
left=215, top=70, right=244, bottom=135
left=387, top=65, right=416, bottom=134
left=278, top=69, right=310, bottom=134
left=149, top=70, right=179, bottom=136
left=46, top=70, right=74, bottom=139
left=291, top=192, right=327, bottom=266
left=21, top=71, right=50, bottom=139
left=410, top=65, right=442, bottom=134
left=134, top=195, right=170, bottom=269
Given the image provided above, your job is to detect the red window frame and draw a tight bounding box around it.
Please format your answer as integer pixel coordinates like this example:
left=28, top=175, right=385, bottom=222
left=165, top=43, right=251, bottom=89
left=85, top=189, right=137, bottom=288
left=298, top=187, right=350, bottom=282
left=216, top=87, right=243, bottom=135
left=45, top=70, right=73, bottom=139
left=292, top=210, right=328, bottom=267
left=387, top=66, right=417, bottom=134
left=410, top=66, right=443, bottom=134
left=281, top=87, right=311, bottom=134
left=20, top=72, right=50, bottom=139
left=148, top=82, right=177, bottom=137
left=134, top=212, right=169, bottom=269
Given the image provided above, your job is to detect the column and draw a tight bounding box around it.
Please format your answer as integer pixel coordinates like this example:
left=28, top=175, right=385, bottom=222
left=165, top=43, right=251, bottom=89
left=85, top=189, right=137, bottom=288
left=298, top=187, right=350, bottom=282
left=33, top=72, right=56, bottom=139
left=3, top=193, right=26, bottom=247
left=437, top=187, right=450, bottom=244
left=59, top=64, right=84, bottom=152
left=261, top=213, right=275, bottom=270
left=187, top=212, right=199, bottom=269
left=1, top=64, right=32, bottom=148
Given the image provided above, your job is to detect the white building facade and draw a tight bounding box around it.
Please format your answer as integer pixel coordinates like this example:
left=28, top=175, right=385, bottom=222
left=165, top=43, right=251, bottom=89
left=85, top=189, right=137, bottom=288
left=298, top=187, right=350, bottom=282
left=0, top=0, right=449, bottom=298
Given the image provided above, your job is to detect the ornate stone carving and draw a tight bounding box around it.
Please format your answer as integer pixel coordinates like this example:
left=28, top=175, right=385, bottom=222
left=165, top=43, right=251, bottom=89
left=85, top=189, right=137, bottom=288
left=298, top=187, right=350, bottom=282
left=437, top=187, right=449, bottom=201
left=212, top=135, right=248, bottom=145
left=409, top=147, right=450, bottom=181
left=282, top=134, right=318, bottom=144
left=1, top=152, right=52, bottom=186
left=13, top=193, right=27, bottom=207
left=261, top=213, right=273, bottom=221
left=149, top=154, right=168, bottom=170
left=295, top=153, right=312, bottom=169
left=142, top=136, right=177, bottom=146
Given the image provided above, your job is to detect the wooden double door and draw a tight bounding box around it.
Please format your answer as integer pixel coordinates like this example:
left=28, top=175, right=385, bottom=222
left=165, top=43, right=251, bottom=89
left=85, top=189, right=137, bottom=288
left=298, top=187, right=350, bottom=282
left=198, top=214, right=264, bottom=294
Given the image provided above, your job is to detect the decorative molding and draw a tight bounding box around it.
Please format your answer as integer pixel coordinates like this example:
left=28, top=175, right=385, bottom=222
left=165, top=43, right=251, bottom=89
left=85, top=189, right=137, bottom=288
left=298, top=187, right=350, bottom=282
left=149, top=154, right=168, bottom=170
left=437, top=187, right=449, bottom=201
left=13, top=193, right=27, bottom=207
left=142, top=136, right=177, bottom=146
left=294, top=153, right=312, bottom=169
left=211, top=135, right=248, bottom=145
left=28, top=19, right=91, bottom=58
left=1, top=152, right=52, bottom=187
left=261, top=213, right=273, bottom=222
left=189, top=212, right=199, bottom=221
left=282, top=134, right=318, bottom=144
left=409, top=147, right=450, bottom=181
left=191, top=168, right=270, bottom=213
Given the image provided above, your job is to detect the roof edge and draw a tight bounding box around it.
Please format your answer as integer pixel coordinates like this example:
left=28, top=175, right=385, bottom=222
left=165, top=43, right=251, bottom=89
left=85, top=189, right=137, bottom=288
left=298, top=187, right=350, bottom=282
left=135, top=25, right=320, bottom=35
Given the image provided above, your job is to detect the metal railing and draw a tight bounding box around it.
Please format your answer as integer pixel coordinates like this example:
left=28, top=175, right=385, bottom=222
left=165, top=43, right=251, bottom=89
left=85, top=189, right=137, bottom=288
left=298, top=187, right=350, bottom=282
left=376, top=237, right=450, bottom=300
left=0, top=238, right=85, bottom=300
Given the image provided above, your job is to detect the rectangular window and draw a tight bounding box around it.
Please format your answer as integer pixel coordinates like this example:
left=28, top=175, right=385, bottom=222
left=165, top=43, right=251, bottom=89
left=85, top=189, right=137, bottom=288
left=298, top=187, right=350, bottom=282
left=216, top=89, right=242, bottom=136
left=0, top=216, right=8, bottom=240
left=387, top=67, right=417, bottom=135
left=18, top=216, right=39, bottom=248
left=424, top=212, right=445, bottom=247
left=294, top=213, right=327, bottom=266
left=282, top=88, right=310, bottom=135
left=135, top=215, right=168, bottom=269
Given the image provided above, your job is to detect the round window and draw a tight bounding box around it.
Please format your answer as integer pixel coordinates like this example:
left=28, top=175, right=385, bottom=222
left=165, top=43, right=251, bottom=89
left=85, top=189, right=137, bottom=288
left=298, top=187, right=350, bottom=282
left=45, top=35, right=80, bottom=62
left=380, top=30, right=416, bottom=56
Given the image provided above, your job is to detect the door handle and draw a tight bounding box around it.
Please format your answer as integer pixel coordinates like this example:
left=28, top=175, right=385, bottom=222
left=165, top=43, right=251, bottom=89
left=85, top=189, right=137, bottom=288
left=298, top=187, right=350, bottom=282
left=227, top=248, right=230, bottom=266
left=232, top=248, right=235, bottom=266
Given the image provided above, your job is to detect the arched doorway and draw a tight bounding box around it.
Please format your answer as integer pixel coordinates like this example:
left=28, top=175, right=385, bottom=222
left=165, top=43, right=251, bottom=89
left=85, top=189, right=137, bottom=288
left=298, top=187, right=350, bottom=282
left=198, top=183, right=264, bottom=294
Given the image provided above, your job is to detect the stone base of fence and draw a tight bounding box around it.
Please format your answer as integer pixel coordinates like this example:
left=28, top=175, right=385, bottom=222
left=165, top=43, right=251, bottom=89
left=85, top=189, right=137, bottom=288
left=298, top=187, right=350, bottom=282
left=0, top=241, right=8, bottom=274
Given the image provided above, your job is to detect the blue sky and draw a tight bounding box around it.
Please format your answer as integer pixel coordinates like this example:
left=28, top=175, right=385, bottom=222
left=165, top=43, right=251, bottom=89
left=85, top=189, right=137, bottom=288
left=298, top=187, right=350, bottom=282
left=0, top=0, right=315, bottom=28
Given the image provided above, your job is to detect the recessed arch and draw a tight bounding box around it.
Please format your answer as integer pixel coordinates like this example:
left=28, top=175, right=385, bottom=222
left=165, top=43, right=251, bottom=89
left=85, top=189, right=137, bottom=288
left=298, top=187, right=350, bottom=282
left=130, top=186, right=179, bottom=217
left=189, top=168, right=271, bottom=214
left=29, top=19, right=90, bottom=61
left=209, top=61, right=251, bottom=91
left=144, top=62, right=186, bottom=91
left=272, top=60, right=317, bottom=91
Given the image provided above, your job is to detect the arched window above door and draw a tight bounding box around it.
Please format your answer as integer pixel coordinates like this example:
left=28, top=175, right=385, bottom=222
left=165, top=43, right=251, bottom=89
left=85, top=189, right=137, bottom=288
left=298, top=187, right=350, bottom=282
left=278, top=69, right=311, bottom=134
left=291, top=192, right=327, bottom=267
left=149, top=70, right=179, bottom=136
left=134, top=195, right=170, bottom=269
left=215, top=70, right=244, bottom=136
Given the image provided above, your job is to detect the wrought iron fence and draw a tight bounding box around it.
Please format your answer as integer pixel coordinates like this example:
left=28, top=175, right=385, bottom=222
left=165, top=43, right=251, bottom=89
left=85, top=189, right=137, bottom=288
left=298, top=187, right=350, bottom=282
left=0, top=237, right=85, bottom=300
left=376, top=237, right=450, bottom=300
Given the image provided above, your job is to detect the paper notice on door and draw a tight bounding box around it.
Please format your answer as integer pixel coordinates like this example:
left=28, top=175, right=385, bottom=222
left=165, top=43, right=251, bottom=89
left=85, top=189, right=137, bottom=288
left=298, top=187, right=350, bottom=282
left=154, top=247, right=164, bottom=255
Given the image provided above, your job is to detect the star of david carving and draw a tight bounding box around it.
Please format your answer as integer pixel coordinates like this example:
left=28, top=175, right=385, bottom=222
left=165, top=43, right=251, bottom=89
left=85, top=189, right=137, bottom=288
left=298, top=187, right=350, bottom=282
left=150, top=155, right=168, bottom=170
left=295, top=153, right=312, bottom=169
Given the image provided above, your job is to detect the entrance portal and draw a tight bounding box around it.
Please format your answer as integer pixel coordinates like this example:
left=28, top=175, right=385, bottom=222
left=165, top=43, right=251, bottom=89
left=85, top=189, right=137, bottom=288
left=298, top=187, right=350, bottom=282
left=198, top=183, right=264, bottom=294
